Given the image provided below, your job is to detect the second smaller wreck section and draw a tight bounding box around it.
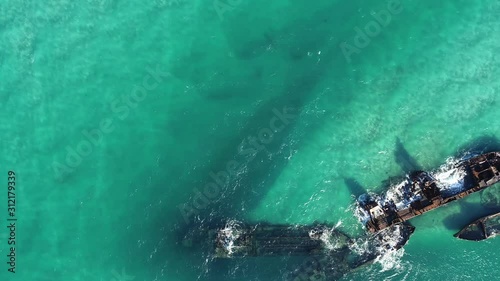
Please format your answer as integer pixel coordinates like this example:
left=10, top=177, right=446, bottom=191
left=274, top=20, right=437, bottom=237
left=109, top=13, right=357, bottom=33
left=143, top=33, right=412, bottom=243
left=455, top=212, right=500, bottom=241
left=212, top=222, right=350, bottom=258
left=207, top=220, right=414, bottom=280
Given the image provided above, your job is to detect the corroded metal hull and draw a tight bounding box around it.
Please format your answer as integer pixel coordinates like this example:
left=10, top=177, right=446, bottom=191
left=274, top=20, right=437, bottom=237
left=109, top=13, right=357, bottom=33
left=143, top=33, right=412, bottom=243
left=359, top=152, right=500, bottom=233
left=207, top=220, right=414, bottom=281
left=211, top=222, right=351, bottom=258
left=455, top=212, right=500, bottom=241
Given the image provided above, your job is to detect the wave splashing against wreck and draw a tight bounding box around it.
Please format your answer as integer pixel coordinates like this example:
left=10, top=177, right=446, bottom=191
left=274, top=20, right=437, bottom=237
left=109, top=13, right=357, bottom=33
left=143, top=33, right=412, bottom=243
left=355, top=156, right=472, bottom=221
left=432, top=157, right=467, bottom=197
left=371, top=224, right=409, bottom=271
left=215, top=220, right=245, bottom=257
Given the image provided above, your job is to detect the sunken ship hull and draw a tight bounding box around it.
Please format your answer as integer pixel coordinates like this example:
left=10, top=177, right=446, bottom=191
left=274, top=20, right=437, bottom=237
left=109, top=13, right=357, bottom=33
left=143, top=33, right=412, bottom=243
left=209, top=222, right=413, bottom=259
left=202, top=221, right=414, bottom=280
left=359, top=152, right=500, bottom=233
left=211, top=223, right=351, bottom=258
left=455, top=212, right=500, bottom=241
left=182, top=221, right=412, bottom=280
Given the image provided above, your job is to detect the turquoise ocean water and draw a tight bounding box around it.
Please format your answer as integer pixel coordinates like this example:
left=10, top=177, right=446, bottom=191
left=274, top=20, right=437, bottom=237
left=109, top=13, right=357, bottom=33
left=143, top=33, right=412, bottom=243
left=0, top=0, right=499, bottom=280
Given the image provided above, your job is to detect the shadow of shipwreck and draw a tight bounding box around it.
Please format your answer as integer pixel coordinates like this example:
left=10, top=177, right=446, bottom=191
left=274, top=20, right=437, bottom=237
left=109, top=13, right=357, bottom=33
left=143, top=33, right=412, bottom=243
left=394, top=137, right=422, bottom=173
left=174, top=0, right=362, bottom=231
left=443, top=199, right=500, bottom=231
left=170, top=3, right=372, bottom=280
left=344, top=177, right=368, bottom=199
left=456, top=135, right=500, bottom=155
left=170, top=1, right=445, bottom=279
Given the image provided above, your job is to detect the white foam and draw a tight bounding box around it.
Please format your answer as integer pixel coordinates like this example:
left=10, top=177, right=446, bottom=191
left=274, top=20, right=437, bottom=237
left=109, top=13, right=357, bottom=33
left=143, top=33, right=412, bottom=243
left=353, top=200, right=372, bottom=224
left=346, top=225, right=407, bottom=271
left=217, top=220, right=244, bottom=256
left=308, top=221, right=345, bottom=251
left=375, top=248, right=405, bottom=272
left=372, top=225, right=408, bottom=271
left=355, top=156, right=470, bottom=220
left=383, top=179, right=422, bottom=211
left=433, top=157, right=467, bottom=196
left=348, top=237, right=371, bottom=256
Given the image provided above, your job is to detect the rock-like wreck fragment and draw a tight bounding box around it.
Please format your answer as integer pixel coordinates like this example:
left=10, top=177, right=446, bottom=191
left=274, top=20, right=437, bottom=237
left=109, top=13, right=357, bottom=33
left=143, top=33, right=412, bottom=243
left=455, top=212, right=500, bottom=241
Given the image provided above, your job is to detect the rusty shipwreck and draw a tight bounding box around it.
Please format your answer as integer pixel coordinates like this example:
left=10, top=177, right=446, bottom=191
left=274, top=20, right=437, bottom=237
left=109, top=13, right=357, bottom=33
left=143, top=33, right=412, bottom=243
left=455, top=212, right=500, bottom=241
left=358, top=152, right=500, bottom=233
left=209, top=221, right=413, bottom=259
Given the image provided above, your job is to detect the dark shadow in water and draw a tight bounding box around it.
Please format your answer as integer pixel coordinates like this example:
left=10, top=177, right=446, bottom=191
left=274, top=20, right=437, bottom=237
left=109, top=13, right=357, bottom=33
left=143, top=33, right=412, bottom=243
left=380, top=136, right=500, bottom=192
left=481, top=185, right=500, bottom=210
left=442, top=199, right=500, bottom=231
left=456, top=135, right=500, bottom=155
left=166, top=3, right=369, bottom=280
left=172, top=1, right=364, bottom=232
left=159, top=1, right=448, bottom=279
left=394, top=137, right=422, bottom=173
left=216, top=1, right=366, bottom=216
left=220, top=1, right=359, bottom=61
left=344, top=177, right=368, bottom=199
left=441, top=135, right=500, bottom=231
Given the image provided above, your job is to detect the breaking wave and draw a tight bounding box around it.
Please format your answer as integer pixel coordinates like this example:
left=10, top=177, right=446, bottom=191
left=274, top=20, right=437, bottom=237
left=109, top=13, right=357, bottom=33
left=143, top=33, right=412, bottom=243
left=347, top=224, right=410, bottom=272
left=432, top=157, right=467, bottom=197
left=216, top=220, right=245, bottom=257
left=371, top=225, right=408, bottom=271
left=351, top=153, right=482, bottom=276
left=308, top=220, right=345, bottom=251
left=355, top=154, right=475, bottom=222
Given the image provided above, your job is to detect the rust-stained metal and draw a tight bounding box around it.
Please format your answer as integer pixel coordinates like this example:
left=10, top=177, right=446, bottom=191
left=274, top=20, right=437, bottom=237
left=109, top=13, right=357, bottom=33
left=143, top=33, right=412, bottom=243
left=455, top=212, right=500, bottom=241
left=359, top=152, right=500, bottom=233
left=204, top=221, right=414, bottom=280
